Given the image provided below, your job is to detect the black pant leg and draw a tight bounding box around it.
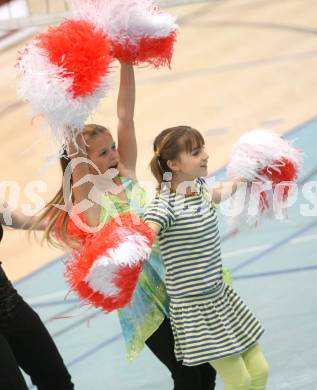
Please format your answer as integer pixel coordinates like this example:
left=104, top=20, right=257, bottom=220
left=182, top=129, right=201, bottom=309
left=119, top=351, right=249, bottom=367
left=0, top=332, right=28, bottom=390
left=146, top=317, right=216, bottom=390
left=5, top=300, right=74, bottom=390
left=198, top=363, right=217, bottom=390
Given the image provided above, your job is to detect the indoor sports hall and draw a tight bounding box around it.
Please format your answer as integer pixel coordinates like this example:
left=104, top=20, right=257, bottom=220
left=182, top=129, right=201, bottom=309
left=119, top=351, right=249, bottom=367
left=1, top=0, right=316, bottom=389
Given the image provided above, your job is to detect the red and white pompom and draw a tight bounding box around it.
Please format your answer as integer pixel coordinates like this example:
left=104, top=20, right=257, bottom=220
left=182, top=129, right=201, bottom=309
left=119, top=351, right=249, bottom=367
left=227, top=129, right=303, bottom=228
left=17, top=19, right=111, bottom=149
left=69, top=0, right=177, bottom=67
left=65, top=213, right=154, bottom=312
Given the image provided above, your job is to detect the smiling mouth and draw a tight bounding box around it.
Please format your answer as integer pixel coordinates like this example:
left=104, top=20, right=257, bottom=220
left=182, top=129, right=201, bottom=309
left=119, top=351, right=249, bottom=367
left=109, top=163, right=118, bottom=169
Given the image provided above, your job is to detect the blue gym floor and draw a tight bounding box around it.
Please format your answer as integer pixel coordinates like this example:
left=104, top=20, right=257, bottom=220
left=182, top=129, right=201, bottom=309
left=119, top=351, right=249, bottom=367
left=15, top=118, right=317, bottom=390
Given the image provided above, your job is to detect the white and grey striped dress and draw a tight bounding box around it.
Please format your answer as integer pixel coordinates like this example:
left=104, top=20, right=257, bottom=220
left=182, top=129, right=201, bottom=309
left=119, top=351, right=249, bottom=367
left=144, top=178, right=264, bottom=366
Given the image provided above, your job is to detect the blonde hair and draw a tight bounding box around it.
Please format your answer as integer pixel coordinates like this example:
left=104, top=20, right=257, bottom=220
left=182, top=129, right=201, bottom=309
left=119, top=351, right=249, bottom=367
left=150, top=125, right=205, bottom=190
left=33, top=124, right=109, bottom=249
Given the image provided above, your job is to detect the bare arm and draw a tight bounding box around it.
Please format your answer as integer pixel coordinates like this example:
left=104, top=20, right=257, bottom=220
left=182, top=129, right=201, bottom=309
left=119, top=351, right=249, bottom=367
left=67, top=64, right=136, bottom=226
left=117, top=62, right=137, bottom=179
left=146, top=221, right=161, bottom=236
left=0, top=205, right=46, bottom=230
left=210, top=178, right=247, bottom=204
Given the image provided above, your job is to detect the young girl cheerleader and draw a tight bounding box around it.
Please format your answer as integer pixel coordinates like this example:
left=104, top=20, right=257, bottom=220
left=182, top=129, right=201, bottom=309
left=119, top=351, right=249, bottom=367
left=144, top=125, right=270, bottom=390
left=34, top=63, right=216, bottom=390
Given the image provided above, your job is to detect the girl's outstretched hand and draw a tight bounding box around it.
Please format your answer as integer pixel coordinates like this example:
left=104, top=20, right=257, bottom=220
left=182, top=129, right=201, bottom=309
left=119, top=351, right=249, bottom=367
left=210, top=178, right=247, bottom=204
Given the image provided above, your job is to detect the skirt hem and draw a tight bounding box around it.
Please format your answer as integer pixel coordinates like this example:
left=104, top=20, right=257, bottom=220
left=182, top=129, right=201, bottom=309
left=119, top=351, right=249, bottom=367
left=176, top=330, right=264, bottom=366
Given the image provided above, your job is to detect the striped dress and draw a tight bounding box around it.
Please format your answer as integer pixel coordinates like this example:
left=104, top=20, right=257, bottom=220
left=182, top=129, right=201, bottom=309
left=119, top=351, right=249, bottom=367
left=144, top=178, right=264, bottom=366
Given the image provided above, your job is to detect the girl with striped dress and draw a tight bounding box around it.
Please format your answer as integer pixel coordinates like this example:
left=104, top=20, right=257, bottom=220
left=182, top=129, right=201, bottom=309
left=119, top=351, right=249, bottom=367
left=144, top=125, right=269, bottom=390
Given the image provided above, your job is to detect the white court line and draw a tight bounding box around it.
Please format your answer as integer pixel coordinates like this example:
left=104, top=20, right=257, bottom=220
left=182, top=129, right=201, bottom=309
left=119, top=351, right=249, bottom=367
left=223, top=233, right=317, bottom=259
left=0, top=27, right=36, bottom=50
left=291, top=234, right=317, bottom=244
left=224, top=244, right=271, bottom=259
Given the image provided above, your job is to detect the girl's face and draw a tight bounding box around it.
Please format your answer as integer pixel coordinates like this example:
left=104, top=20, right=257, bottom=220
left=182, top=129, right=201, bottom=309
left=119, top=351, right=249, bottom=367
left=169, top=145, right=209, bottom=180
left=87, top=132, right=120, bottom=174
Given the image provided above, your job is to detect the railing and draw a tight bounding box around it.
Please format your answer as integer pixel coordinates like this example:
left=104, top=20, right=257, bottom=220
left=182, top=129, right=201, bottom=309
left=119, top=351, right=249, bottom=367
left=1, top=0, right=69, bottom=30
left=0, top=0, right=207, bottom=31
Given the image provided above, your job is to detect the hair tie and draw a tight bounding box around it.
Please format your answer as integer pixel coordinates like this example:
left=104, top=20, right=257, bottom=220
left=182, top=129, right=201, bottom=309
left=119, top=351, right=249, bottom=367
left=61, top=147, right=70, bottom=161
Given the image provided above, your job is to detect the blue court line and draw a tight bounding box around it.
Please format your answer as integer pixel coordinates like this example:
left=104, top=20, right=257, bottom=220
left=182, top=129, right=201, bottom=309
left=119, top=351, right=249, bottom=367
left=32, top=298, right=78, bottom=309
left=15, top=114, right=317, bottom=288
left=284, top=115, right=317, bottom=137
left=67, top=334, right=122, bottom=368
left=50, top=310, right=104, bottom=339
left=299, top=165, right=317, bottom=184
left=234, top=264, right=317, bottom=280
left=27, top=335, right=122, bottom=389
left=231, top=220, right=317, bottom=273
left=15, top=254, right=68, bottom=287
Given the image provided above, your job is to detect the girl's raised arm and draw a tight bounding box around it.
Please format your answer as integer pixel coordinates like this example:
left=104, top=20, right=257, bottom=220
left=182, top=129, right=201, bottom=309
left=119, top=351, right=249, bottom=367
left=117, top=62, right=137, bottom=179
left=0, top=204, right=46, bottom=230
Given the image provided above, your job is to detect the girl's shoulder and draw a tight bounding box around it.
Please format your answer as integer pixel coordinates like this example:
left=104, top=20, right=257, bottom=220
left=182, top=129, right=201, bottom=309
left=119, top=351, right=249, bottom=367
left=145, top=189, right=176, bottom=215
left=150, top=191, right=173, bottom=207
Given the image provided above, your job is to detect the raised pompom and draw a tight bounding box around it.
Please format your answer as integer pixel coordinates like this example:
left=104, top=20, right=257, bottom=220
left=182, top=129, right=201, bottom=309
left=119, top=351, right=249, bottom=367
left=17, top=19, right=111, bottom=150
left=69, top=0, right=177, bottom=67
left=227, top=129, right=303, bottom=228
left=65, top=213, right=154, bottom=312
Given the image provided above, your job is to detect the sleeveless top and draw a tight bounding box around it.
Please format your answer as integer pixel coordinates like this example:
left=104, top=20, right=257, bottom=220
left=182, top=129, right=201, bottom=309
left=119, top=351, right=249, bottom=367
left=100, top=177, right=169, bottom=361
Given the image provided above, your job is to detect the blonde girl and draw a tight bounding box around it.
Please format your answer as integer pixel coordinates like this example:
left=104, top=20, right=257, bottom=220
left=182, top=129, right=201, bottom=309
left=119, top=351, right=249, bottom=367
left=34, top=65, right=216, bottom=390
